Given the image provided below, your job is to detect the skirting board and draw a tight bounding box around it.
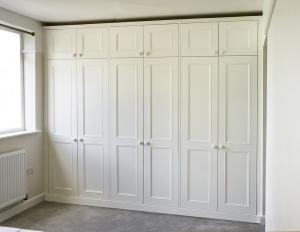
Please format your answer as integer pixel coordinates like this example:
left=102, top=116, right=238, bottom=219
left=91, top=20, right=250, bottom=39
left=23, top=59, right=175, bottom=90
left=45, top=194, right=262, bottom=224
left=0, top=193, right=45, bottom=223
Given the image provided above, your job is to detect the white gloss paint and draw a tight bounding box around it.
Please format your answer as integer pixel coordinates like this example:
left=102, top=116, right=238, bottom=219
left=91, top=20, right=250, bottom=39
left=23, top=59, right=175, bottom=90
left=266, top=0, right=300, bottom=231
left=0, top=0, right=262, bottom=23
left=0, top=7, right=44, bottom=201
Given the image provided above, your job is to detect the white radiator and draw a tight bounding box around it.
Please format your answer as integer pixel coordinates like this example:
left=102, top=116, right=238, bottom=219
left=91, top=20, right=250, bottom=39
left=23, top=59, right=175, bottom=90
left=0, top=150, right=27, bottom=210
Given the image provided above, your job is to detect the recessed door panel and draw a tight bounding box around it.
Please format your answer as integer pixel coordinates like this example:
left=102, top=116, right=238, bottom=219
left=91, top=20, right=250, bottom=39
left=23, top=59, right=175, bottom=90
left=181, top=57, right=218, bottom=210
left=77, top=27, right=108, bottom=58
left=110, top=58, right=144, bottom=203
left=181, top=22, right=218, bottom=56
left=144, top=24, right=178, bottom=57
left=218, top=56, right=257, bottom=214
left=144, top=58, right=178, bottom=207
left=219, top=21, right=258, bottom=56
left=116, top=146, right=138, bottom=196
left=110, top=26, right=143, bottom=57
left=81, top=144, right=104, bottom=194
left=46, top=29, right=76, bottom=59
left=77, top=59, right=109, bottom=199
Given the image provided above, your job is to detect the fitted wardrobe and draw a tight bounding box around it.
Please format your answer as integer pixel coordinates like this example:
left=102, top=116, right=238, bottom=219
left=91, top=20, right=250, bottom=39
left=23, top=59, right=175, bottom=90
left=44, top=16, right=261, bottom=223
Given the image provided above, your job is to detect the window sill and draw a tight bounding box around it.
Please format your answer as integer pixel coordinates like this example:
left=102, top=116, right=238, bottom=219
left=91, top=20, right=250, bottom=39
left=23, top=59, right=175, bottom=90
left=0, top=130, right=42, bottom=140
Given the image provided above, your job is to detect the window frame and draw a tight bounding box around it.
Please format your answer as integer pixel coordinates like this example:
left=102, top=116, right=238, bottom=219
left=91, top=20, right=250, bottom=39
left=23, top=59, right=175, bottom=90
left=0, top=26, right=25, bottom=135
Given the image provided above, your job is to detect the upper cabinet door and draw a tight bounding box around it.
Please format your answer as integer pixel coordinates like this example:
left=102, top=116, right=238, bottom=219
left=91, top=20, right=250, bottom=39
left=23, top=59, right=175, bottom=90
left=77, top=28, right=108, bottom=58
left=144, top=57, right=179, bottom=207
left=144, top=24, right=178, bottom=57
left=180, top=57, right=218, bottom=211
left=77, top=59, right=109, bottom=200
left=218, top=56, right=257, bottom=214
left=181, top=22, right=218, bottom=56
left=219, top=21, right=258, bottom=56
left=110, top=26, right=144, bottom=58
left=46, top=29, right=77, bottom=59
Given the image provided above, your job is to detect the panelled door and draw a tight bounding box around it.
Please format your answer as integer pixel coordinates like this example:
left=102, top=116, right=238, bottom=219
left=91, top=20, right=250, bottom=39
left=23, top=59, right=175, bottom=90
left=48, top=60, right=78, bottom=196
left=144, top=24, right=178, bottom=57
left=110, top=58, right=144, bottom=203
left=46, top=29, right=77, bottom=59
left=218, top=56, right=257, bottom=214
left=76, top=28, right=109, bottom=58
left=219, top=21, right=258, bottom=56
left=77, top=59, right=109, bottom=199
left=144, top=58, right=179, bottom=207
left=110, top=26, right=144, bottom=58
left=181, top=22, right=219, bottom=56
left=180, top=57, right=218, bottom=210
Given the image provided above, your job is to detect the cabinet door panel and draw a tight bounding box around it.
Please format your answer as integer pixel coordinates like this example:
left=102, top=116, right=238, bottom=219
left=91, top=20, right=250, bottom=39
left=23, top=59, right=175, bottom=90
left=77, top=28, right=108, bottom=58
left=181, top=23, right=218, bottom=56
left=219, top=21, right=258, bottom=56
left=110, top=26, right=143, bottom=58
left=46, top=29, right=76, bottom=59
left=144, top=58, right=178, bottom=206
left=218, top=56, right=257, bottom=214
left=144, top=24, right=178, bottom=57
left=181, top=57, right=218, bottom=210
left=77, top=59, right=109, bottom=199
left=48, top=60, right=78, bottom=196
left=110, top=58, right=144, bottom=203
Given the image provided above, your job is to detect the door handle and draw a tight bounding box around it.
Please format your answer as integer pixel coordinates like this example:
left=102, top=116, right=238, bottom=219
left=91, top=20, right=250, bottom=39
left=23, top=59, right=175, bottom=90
left=219, top=144, right=226, bottom=149
left=145, top=141, right=151, bottom=146
left=211, top=144, right=218, bottom=149
left=79, top=138, right=84, bottom=142
left=138, top=141, right=144, bottom=146
left=73, top=138, right=78, bottom=142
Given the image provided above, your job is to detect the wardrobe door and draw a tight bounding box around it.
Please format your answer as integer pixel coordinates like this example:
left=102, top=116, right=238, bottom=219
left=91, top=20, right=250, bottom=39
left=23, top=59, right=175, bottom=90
left=110, top=26, right=144, bottom=58
left=77, top=59, right=109, bottom=199
left=77, top=28, right=109, bottom=58
left=144, top=24, right=178, bottom=57
left=218, top=56, right=257, bottom=214
left=181, top=57, right=218, bottom=210
left=219, top=21, right=258, bottom=56
left=144, top=58, right=179, bottom=207
left=48, top=60, right=78, bottom=196
left=181, top=22, right=218, bottom=56
left=110, top=58, right=144, bottom=203
left=46, top=29, right=77, bottom=59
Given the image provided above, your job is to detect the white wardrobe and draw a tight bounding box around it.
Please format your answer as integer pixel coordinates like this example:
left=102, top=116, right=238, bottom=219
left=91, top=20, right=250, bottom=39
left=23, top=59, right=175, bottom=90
left=45, top=17, right=260, bottom=223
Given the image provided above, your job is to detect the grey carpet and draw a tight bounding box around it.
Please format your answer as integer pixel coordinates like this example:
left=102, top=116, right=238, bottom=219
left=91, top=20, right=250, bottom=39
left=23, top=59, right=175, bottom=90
left=1, top=202, right=265, bottom=232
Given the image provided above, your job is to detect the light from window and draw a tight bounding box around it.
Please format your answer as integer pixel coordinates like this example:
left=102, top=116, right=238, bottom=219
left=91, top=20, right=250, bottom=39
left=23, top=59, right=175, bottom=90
left=0, top=29, right=23, bottom=133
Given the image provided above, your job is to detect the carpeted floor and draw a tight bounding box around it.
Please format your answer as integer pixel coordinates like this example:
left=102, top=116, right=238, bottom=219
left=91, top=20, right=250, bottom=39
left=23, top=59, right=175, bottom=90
left=1, top=202, right=265, bottom=232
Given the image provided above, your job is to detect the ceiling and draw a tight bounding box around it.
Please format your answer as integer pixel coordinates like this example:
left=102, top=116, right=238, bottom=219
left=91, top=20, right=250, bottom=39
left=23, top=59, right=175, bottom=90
left=0, top=0, right=263, bottom=23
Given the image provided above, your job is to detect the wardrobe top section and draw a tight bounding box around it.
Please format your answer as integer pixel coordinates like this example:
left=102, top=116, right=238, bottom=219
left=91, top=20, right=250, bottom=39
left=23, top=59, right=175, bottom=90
left=43, top=16, right=261, bottom=29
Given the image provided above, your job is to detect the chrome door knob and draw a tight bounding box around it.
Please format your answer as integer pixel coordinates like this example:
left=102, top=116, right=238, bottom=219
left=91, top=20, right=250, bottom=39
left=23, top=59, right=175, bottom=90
left=212, top=144, right=218, bottom=149
left=73, top=138, right=78, bottom=142
left=139, top=51, right=144, bottom=56
left=146, top=51, right=151, bottom=56
left=79, top=138, right=84, bottom=142
left=145, top=141, right=151, bottom=146
left=219, top=144, right=226, bottom=149
left=73, top=53, right=77, bottom=57
left=138, top=141, right=144, bottom=146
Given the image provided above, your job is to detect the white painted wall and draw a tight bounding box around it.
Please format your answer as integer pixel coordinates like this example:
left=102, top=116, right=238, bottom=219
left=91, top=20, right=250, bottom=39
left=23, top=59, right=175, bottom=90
left=0, top=7, right=44, bottom=199
left=266, top=0, right=300, bottom=231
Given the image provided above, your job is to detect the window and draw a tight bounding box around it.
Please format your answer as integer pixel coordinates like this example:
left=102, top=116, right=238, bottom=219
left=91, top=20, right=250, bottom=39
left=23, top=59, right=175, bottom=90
left=0, top=27, right=24, bottom=134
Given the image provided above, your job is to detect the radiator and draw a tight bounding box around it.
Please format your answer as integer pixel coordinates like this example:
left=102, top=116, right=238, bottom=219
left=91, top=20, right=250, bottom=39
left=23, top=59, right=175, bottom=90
left=0, top=150, right=27, bottom=210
